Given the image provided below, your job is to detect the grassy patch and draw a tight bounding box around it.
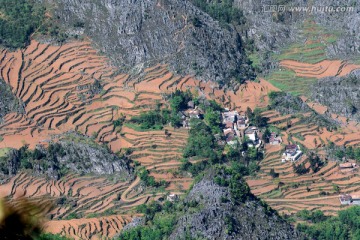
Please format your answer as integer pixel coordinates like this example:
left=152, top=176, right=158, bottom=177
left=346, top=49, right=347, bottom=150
left=265, top=69, right=317, bottom=96
left=124, top=123, right=163, bottom=132
left=248, top=52, right=262, bottom=70
left=0, top=148, right=10, bottom=158
left=268, top=125, right=281, bottom=134
left=272, top=19, right=340, bottom=65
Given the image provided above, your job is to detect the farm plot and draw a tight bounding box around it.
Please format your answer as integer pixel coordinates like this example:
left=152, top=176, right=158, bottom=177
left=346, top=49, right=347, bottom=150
left=266, top=19, right=360, bottom=96
left=0, top=172, right=151, bottom=239
left=247, top=144, right=360, bottom=215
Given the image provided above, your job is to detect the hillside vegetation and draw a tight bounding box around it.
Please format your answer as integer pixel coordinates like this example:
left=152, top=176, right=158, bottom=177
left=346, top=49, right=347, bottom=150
left=297, top=206, right=360, bottom=240
left=119, top=167, right=301, bottom=240
left=0, top=78, right=23, bottom=123
left=0, top=0, right=64, bottom=48
left=1, top=1, right=360, bottom=239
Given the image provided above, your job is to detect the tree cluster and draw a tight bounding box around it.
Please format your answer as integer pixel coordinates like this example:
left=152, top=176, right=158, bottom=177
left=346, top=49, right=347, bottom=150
left=0, top=0, right=65, bottom=49
left=246, top=107, right=269, bottom=128
left=190, top=0, right=246, bottom=26
left=297, top=206, right=360, bottom=240
left=137, top=167, right=168, bottom=188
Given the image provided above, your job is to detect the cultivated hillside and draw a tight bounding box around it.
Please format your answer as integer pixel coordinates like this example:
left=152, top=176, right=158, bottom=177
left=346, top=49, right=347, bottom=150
left=0, top=0, right=360, bottom=239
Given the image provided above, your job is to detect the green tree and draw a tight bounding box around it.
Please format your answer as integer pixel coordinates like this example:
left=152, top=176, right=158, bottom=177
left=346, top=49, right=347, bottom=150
left=204, top=109, right=221, bottom=133
left=269, top=168, right=279, bottom=178
left=262, top=128, right=271, bottom=143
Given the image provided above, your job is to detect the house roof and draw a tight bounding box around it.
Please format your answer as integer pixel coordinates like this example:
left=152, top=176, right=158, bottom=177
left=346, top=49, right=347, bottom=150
left=237, top=119, right=246, bottom=124
left=223, top=111, right=238, bottom=117
left=187, top=101, right=195, bottom=108
left=245, top=127, right=257, bottom=134
left=189, top=110, right=200, bottom=115
left=339, top=194, right=352, bottom=201
left=339, top=163, right=355, bottom=168
left=225, top=133, right=236, bottom=142
left=223, top=128, right=234, bottom=136
left=225, top=121, right=233, bottom=128
left=285, top=144, right=298, bottom=150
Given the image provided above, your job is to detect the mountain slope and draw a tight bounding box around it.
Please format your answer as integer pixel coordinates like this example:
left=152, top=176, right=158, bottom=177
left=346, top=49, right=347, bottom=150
left=169, top=172, right=302, bottom=240
left=49, top=0, right=254, bottom=84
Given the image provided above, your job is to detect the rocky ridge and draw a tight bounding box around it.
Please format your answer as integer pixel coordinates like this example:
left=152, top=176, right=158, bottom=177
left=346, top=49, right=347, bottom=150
left=311, top=70, right=360, bottom=121
left=0, top=137, right=133, bottom=180
left=169, top=176, right=302, bottom=240
left=46, top=0, right=254, bottom=85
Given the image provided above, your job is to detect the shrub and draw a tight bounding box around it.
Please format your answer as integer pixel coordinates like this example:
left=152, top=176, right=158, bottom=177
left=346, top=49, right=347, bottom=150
left=269, top=168, right=279, bottom=178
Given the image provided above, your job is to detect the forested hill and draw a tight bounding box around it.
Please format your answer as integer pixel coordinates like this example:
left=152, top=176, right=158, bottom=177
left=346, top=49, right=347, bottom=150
left=0, top=0, right=65, bottom=48
left=119, top=167, right=303, bottom=240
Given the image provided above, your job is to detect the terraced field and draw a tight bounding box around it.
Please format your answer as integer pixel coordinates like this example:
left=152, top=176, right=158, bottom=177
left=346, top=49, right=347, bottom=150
left=0, top=172, right=147, bottom=239
left=0, top=40, right=278, bottom=151
left=266, top=19, right=360, bottom=96
left=247, top=106, right=360, bottom=216
left=0, top=39, right=281, bottom=238
left=247, top=143, right=360, bottom=216
left=0, top=31, right=359, bottom=237
left=45, top=214, right=138, bottom=240
left=248, top=21, right=360, bottom=214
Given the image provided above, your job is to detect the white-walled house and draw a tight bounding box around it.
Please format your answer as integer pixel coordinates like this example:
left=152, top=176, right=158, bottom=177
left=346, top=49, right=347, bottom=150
left=244, top=127, right=259, bottom=142
left=339, top=194, right=360, bottom=205
left=282, top=144, right=302, bottom=162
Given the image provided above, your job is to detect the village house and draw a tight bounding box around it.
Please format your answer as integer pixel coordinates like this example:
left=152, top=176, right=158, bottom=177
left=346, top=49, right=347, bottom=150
left=269, top=132, right=282, bottom=145
left=224, top=121, right=234, bottom=129
left=282, top=144, right=302, bottom=162
left=187, top=108, right=201, bottom=119
left=223, top=128, right=238, bottom=146
left=339, top=162, right=358, bottom=173
left=222, top=110, right=238, bottom=124
left=339, top=194, right=352, bottom=205
left=339, top=194, right=360, bottom=205
left=339, top=162, right=358, bottom=169
left=220, top=110, right=243, bottom=146
left=236, top=116, right=248, bottom=129
left=187, top=100, right=195, bottom=109
left=180, top=106, right=203, bottom=129
left=244, top=127, right=262, bottom=148
left=167, top=194, right=179, bottom=202
left=244, top=127, right=259, bottom=142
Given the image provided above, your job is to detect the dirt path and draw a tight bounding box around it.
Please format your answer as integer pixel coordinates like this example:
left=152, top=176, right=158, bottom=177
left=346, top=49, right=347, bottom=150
left=264, top=195, right=339, bottom=203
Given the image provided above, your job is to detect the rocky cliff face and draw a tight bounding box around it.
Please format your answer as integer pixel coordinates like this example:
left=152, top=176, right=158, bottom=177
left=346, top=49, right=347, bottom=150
left=0, top=138, right=133, bottom=180
left=311, top=70, right=360, bottom=121
left=310, top=0, right=359, bottom=59
left=47, top=0, right=254, bottom=85
left=56, top=140, right=133, bottom=178
left=169, top=175, right=302, bottom=240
